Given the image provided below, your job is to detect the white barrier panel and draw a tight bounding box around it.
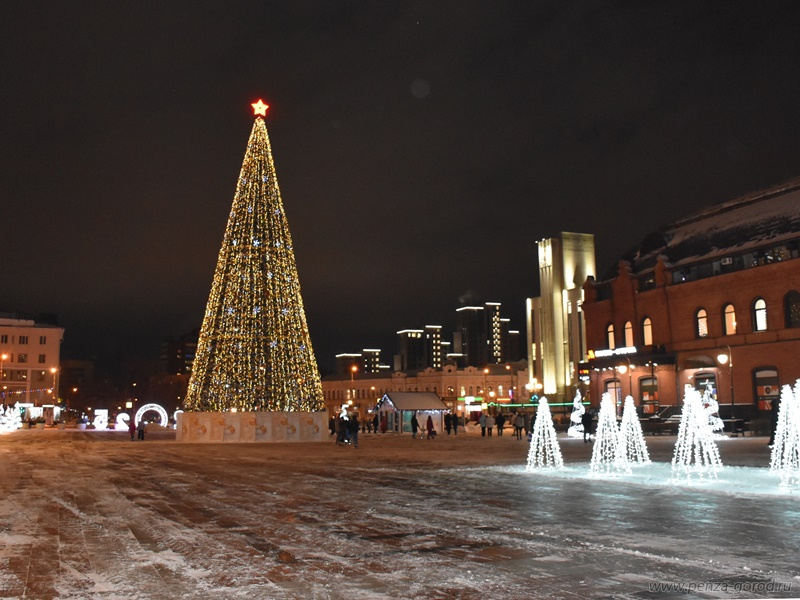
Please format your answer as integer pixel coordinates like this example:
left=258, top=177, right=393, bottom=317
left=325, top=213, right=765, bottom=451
left=177, top=412, right=326, bottom=443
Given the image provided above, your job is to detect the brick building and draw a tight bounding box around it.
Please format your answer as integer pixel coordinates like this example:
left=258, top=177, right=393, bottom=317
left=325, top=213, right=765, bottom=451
left=580, top=179, right=800, bottom=420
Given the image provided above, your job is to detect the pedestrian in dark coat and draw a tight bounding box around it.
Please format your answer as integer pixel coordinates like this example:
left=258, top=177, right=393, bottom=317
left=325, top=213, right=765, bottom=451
left=137, top=419, right=145, bottom=441
left=426, top=415, right=435, bottom=439
left=444, top=413, right=452, bottom=435
left=452, top=413, right=458, bottom=435
left=496, top=412, right=505, bottom=436
left=348, top=413, right=360, bottom=448
left=128, top=417, right=136, bottom=441
left=411, top=412, right=420, bottom=438
left=373, top=413, right=379, bottom=434
left=581, top=409, right=593, bottom=443
left=769, top=397, right=781, bottom=446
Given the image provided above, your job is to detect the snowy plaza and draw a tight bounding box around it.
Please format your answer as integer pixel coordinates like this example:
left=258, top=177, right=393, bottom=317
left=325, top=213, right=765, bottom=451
left=1, top=427, right=798, bottom=599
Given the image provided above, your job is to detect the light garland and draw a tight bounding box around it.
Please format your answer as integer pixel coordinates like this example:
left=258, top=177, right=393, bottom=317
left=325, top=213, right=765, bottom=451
left=617, top=395, right=650, bottom=465
left=769, top=382, right=800, bottom=488
left=671, top=385, right=723, bottom=482
left=526, top=397, right=564, bottom=470
left=184, top=102, right=324, bottom=413
left=566, top=390, right=585, bottom=438
left=590, top=393, right=630, bottom=476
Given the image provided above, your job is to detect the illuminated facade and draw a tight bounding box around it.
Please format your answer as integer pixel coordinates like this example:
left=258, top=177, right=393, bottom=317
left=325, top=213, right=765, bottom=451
left=527, top=232, right=596, bottom=403
left=0, top=314, right=64, bottom=406
left=321, top=360, right=529, bottom=423
left=580, top=179, right=800, bottom=419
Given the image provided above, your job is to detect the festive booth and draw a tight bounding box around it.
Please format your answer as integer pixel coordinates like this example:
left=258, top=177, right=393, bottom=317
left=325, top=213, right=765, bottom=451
left=376, top=392, right=447, bottom=435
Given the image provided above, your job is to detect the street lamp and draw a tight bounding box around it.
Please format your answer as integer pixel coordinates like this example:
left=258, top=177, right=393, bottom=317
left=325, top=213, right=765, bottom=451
left=50, top=367, right=59, bottom=406
left=350, top=364, right=357, bottom=403
left=0, top=354, right=7, bottom=399
left=717, top=345, right=734, bottom=418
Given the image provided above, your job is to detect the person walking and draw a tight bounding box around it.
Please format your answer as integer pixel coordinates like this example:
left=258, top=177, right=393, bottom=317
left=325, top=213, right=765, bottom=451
left=452, top=413, right=458, bottom=435
left=769, top=397, right=781, bottom=446
left=426, top=415, right=435, bottom=439
left=479, top=413, right=487, bottom=437
left=496, top=412, right=505, bottom=436
left=581, top=408, right=593, bottom=443
left=348, top=413, right=360, bottom=448
left=513, top=412, right=524, bottom=440
left=373, top=412, right=379, bottom=434
left=137, top=419, right=145, bottom=441
left=444, top=413, right=452, bottom=435
left=411, top=412, right=420, bottom=439
left=128, top=417, right=136, bottom=441
left=486, top=413, right=495, bottom=437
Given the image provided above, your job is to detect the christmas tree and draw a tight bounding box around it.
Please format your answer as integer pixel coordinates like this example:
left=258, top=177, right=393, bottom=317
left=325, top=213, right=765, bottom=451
left=671, top=385, right=723, bottom=482
left=770, top=382, right=800, bottom=488
left=526, top=397, right=564, bottom=470
left=567, top=390, right=585, bottom=438
left=617, top=395, right=650, bottom=465
left=590, top=393, right=630, bottom=476
left=185, top=100, right=324, bottom=413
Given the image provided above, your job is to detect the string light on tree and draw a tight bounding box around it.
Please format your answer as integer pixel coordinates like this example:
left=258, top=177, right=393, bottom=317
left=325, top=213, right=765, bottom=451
left=617, top=395, right=650, bottom=465
left=590, top=393, right=630, bottom=476
left=185, top=100, right=324, bottom=413
left=671, top=385, right=723, bottom=482
left=770, top=382, right=800, bottom=489
left=567, top=390, right=585, bottom=438
left=526, top=397, right=564, bottom=470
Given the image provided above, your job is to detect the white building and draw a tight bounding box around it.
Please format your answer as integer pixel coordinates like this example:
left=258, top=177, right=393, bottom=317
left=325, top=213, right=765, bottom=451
left=527, top=232, right=595, bottom=403
left=0, top=314, right=64, bottom=406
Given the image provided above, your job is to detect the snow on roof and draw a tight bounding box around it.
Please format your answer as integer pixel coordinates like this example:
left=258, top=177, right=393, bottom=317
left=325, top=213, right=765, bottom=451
left=613, top=178, right=800, bottom=278
left=378, top=392, right=447, bottom=411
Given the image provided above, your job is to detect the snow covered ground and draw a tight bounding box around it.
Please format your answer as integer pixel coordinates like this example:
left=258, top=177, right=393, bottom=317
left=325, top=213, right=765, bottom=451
left=1, top=428, right=798, bottom=599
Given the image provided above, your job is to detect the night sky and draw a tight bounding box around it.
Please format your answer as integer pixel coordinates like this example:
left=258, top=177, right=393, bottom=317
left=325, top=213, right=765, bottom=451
left=4, top=2, right=800, bottom=376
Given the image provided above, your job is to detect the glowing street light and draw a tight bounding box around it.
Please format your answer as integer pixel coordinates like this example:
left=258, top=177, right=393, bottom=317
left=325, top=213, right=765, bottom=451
left=717, top=345, right=734, bottom=419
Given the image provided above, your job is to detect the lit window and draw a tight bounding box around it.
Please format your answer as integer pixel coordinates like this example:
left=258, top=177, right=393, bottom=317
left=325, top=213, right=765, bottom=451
left=723, top=304, right=737, bottom=335
left=753, top=298, right=768, bottom=331
left=606, top=324, right=615, bottom=350
left=642, top=317, right=653, bottom=346
left=624, top=321, right=633, bottom=347
left=696, top=309, right=708, bottom=337
left=785, top=292, right=800, bottom=328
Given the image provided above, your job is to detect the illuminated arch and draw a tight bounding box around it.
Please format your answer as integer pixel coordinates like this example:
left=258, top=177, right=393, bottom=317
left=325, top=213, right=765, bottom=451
left=134, top=403, right=168, bottom=426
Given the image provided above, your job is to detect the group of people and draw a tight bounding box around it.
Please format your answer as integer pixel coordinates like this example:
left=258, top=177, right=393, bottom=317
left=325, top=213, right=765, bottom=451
left=478, top=411, right=527, bottom=440
left=330, top=412, right=361, bottom=448
left=410, top=412, right=437, bottom=439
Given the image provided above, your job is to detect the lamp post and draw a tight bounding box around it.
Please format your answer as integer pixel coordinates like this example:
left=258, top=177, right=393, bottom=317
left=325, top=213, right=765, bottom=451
left=717, top=345, right=734, bottom=419
left=50, top=367, right=59, bottom=407
left=350, top=364, right=357, bottom=404
left=0, top=354, right=7, bottom=401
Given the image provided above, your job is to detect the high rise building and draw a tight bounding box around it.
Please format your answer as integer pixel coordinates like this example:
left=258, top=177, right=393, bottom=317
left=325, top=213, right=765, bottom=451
left=528, top=232, right=596, bottom=402
left=394, top=329, right=424, bottom=371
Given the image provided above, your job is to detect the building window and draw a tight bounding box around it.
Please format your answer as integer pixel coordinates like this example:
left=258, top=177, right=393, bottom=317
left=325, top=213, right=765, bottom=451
left=693, top=372, right=717, bottom=399
left=624, top=321, right=633, bottom=347
left=606, top=324, right=615, bottom=350
left=639, top=376, right=658, bottom=413
left=753, top=367, right=779, bottom=411
left=605, top=379, right=622, bottom=413
left=18, top=354, right=28, bottom=363
left=39, top=336, right=47, bottom=344
left=723, top=304, right=737, bottom=335
left=38, top=354, right=46, bottom=363
left=696, top=308, right=708, bottom=338
left=19, top=336, right=28, bottom=344
left=753, top=298, right=768, bottom=331
left=785, top=291, right=800, bottom=328
left=37, top=370, right=46, bottom=381
left=642, top=317, right=653, bottom=346
left=0, top=334, right=7, bottom=343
